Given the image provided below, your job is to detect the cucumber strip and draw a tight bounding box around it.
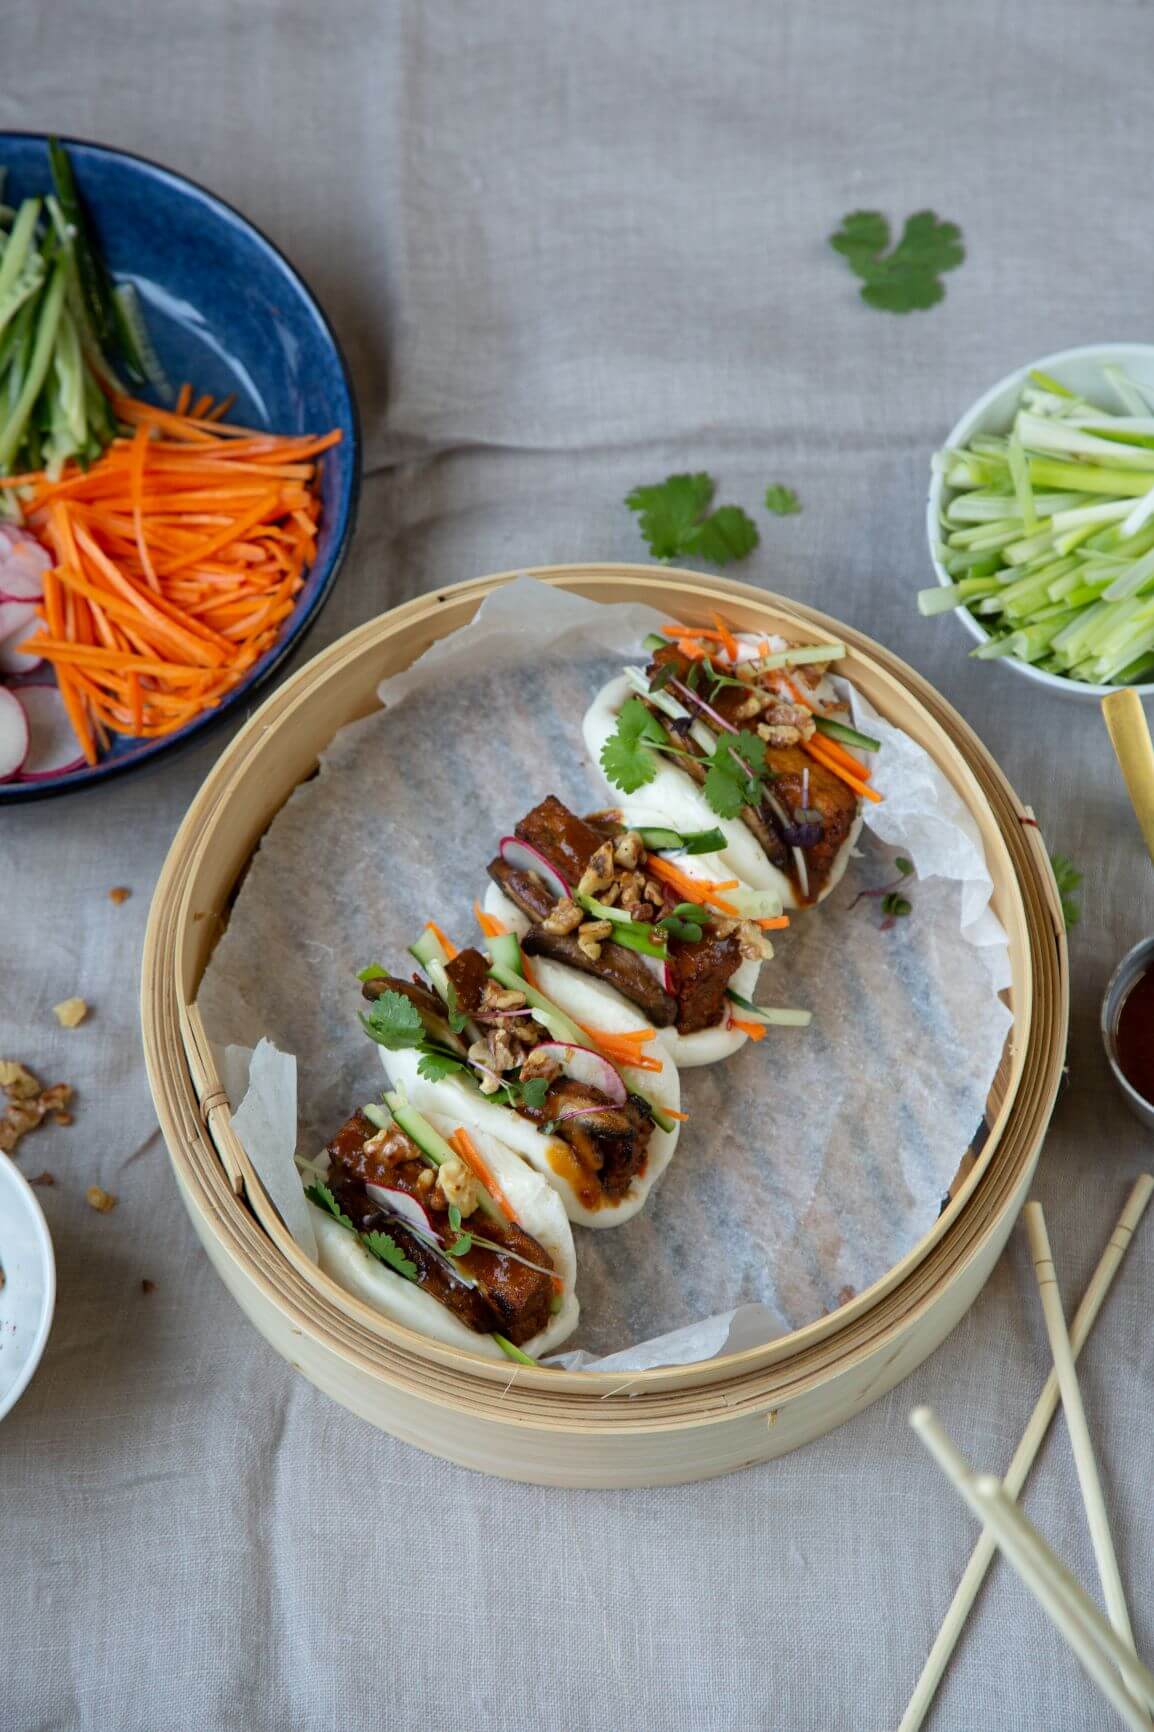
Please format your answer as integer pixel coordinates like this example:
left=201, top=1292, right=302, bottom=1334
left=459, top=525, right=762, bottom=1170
left=813, top=716, right=880, bottom=753
left=382, top=1090, right=451, bottom=1166
left=756, top=642, right=845, bottom=670
left=642, top=632, right=668, bottom=652
left=486, top=931, right=524, bottom=978
left=725, top=988, right=812, bottom=1027
left=637, top=824, right=728, bottom=856
left=409, top=927, right=450, bottom=970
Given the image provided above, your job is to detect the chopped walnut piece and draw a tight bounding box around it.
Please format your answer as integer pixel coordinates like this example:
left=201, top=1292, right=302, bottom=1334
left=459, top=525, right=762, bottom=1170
left=489, top=987, right=526, bottom=1012
left=86, top=1186, right=118, bottom=1214
left=576, top=841, right=615, bottom=897
left=54, top=1111, right=73, bottom=1127
left=29, top=1171, right=55, bottom=1187
left=141, top=1278, right=156, bottom=1294
left=613, top=830, right=645, bottom=870
left=578, top=938, right=603, bottom=961
left=0, top=1064, right=74, bottom=1155
left=578, top=919, right=613, bottom=942
left=730, top=690, right=766, bottom=721
left=434, top=1154, right=479, bottom=1218
left=108, top=887, right=132, bottom=906
left=737, top=921, right=776, bottom=961
left=540, top=897, right=584, bottom=935
left=53, top=998, right=88, bottom=1029
left=519, top=1047, right=562, bottom=1083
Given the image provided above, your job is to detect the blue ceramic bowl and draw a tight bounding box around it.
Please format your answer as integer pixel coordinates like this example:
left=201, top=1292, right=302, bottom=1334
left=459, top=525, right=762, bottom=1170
left=0, top=133, right=360, bottom=801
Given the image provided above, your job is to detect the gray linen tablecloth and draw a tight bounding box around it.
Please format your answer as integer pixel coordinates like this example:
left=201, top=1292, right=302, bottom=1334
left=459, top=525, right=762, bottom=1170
left=4, top=3, right=1154, bottom=1727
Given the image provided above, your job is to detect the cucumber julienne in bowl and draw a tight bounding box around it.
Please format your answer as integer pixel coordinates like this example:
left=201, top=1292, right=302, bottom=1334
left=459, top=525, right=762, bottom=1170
left=923, top=342, right=1154, bottom=699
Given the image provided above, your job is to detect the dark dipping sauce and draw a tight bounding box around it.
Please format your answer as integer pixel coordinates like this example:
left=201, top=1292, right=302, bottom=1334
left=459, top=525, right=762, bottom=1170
left=1115, top=965, right=1154, bottom=1104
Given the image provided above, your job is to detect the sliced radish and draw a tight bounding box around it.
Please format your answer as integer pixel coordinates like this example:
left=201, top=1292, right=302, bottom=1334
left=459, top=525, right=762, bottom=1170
left=0, top=545, right=47, bottom=603
left=0, top=615, right=43, bottom=674
left=0, top=598, right=37, bottom=643
left=365, top=1182, right=443, bottom=1243
left=532, top=1042, right=626, bottom=1102
left=14, top=685, right=87, bottom=779
left=499, top=835, right=571, bottom=901
left=0, top=688, right=30, bottom=780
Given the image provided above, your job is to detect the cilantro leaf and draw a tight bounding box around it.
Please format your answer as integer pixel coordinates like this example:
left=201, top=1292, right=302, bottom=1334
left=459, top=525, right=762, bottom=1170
left=362, top=1229, right=419, bottom=1281
left=830, top=209, right=964, bottom=314
left=684, top=504, right=760, bottom=565
left=1049, top=852, right=1082, bottom=931
left=519, top=1075, right=550, bottom=1112
left=703, top=730, right=767, bottom=819
left=600, top=695, right=667, bottom=793
left=305, top=1181, right=355, bottom=1232
left=442, top=976, right=468, bottom=1034
left=625, top=473, right=760, bottom=567
left=360, top=988, right=425, bottom=1051
left=417, top=1050, right=467, bottom=1083
left=445, top=1232, right=474, bottom=1258
left=448, top=1203, right=462, bottom=1232
left=356, top=962, right=389, bottom=982
left=626, top=472, right=715, bottom=559
left=764, top=484, right=801, bottom=517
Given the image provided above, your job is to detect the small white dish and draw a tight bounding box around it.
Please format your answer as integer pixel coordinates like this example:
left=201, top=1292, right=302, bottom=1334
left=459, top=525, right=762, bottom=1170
left=926, top=341, right=1154, bottom=700
left=0, top=1154, right=55, bottom=1421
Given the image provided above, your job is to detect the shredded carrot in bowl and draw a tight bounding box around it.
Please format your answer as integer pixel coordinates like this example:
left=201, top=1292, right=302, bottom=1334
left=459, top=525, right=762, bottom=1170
left=3, top=390, right=341, bottom=765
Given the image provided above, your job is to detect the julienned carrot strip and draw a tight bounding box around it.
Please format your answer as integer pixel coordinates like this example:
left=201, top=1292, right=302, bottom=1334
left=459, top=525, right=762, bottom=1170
left=661, top=624, right=727, bottom=641
left=577, top=1025, right=663, bottom=1074
left=811, top=727, right=873, bottom=781
left=712, top=612, right=739, bottom=661
left=175, top=383, right=193, bottom=415
left=729, top=1017, right=768, bottom=1042
left=676, top=637, right=706, bottom=660
left=129, top=423, right=160, bottom=592
left=448, top=1128, right=516, bottom=1225
left=474, top=901, right=508, bottom=939
left=804, top=737, right=883, bottom=804
left=757, top=916, right=790, bottom=931
left=425, top=920, right=458, bottom=960
left=5, top=393, right=339, bottom=762
left=644, top=855, right=741, bottom=915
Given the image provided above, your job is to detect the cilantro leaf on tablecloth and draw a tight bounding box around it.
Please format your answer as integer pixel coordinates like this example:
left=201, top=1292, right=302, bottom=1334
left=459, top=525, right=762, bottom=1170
left=830, top=210, right=964, bottom=313
left=625, top=473, right=760, bottom=567
left=1049, top=853, right=1082, bottom=930
left=764, top=484, right=802, bottom=517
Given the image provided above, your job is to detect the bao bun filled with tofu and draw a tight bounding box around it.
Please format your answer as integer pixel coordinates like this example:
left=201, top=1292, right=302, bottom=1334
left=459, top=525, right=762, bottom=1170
left=484, top=795, right=776, bottom=1068
left=308, top=1098, right=579, bottom=1360
left=583, top=633, right=869, bottom=910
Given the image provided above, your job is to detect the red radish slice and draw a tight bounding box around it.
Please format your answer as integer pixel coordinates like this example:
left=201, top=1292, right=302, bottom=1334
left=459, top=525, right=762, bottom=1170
left=532, top=1042, right=626, bottom=1102
left=0, top=688, right=30, bottom=780
left=0, top=616, right=43, bottom=674
left=0, top=548, right=47, bottom=602
left=0, top=598, right=37, bottom=643
left=14, top=684, right=87, bottom=778
left=364, top=1183, right=443, bottom=1243
left=498, top=836, right=571, bottom=901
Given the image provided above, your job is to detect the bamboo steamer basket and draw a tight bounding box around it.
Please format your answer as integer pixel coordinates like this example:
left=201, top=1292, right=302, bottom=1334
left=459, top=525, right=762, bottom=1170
left=142, top=565, right=1067, bottom=1488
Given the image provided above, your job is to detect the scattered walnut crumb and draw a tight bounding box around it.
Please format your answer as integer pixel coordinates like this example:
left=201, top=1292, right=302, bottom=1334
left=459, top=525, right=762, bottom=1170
left=29, top=1171, right=55, bottom=1187
left=53, top=998, right=88, bottom=1029
left=0, top=1063, right=73, bottom=1154
left=108, top=886, right=132, bottom=906
left=140, top=1278, right=156, bottom=1295
left=54, top=1111, right=73, bottom=1127
left=86, top=1186, right=117, bottom=1214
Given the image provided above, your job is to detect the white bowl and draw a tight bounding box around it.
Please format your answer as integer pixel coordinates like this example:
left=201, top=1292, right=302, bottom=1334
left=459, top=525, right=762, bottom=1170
left=0, top=1155, right=55, bottom=1421
left=926, top=341, right=1154, bottom=700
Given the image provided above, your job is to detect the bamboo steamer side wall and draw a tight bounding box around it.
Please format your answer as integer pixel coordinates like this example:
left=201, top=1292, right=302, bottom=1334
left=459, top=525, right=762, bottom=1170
left=142, top=566, right=1068, bottom=1484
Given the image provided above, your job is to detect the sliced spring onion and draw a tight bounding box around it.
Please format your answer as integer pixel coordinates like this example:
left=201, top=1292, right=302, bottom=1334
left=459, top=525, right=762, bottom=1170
left=725, top=988, right=812, bottom=1027
left=637, top=824, right=728, bottom=856
left=493, top=1334, right=537, bottom=1365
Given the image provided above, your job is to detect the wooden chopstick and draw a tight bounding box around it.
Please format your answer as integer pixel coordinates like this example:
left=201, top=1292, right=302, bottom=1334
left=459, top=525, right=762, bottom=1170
left=1024, top=1199, right=1146, bottom=1713
left=899, top=1175, right=1153, bottom=1732
left=911, top=1409, right=1154, bottom=1732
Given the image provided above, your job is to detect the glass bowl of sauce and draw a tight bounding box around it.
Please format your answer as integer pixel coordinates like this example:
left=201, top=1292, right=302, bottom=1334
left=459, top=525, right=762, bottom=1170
left=1102, top=938, right=1154, bottom=1130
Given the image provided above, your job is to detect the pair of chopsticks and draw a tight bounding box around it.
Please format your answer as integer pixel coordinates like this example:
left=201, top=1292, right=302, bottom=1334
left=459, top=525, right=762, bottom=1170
left=900, top=1176, right=1154, bottom=1731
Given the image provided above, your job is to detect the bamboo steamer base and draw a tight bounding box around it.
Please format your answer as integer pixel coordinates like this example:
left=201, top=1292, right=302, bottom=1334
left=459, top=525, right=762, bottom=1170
left=143, top=566, right=1068, bottom=1487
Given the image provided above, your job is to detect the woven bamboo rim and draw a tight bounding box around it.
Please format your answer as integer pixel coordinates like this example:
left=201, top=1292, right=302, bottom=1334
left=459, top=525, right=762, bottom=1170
left=142, top=565, right=1067, bottom=1429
